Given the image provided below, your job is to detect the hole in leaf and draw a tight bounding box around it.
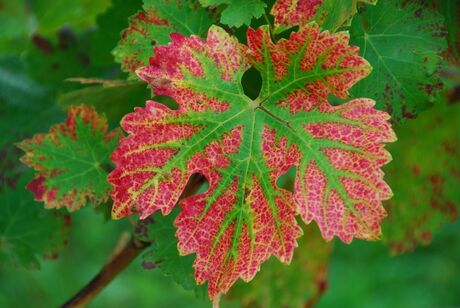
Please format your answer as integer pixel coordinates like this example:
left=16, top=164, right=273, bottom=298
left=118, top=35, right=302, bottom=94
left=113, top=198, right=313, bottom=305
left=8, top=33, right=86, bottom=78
left=180, top=173, right=209, bottom=200
left=241, top=67, right=262, bottom=100
left=276, top=166, right=296, bottom=192
left=154, top=95, right=179, bottom=110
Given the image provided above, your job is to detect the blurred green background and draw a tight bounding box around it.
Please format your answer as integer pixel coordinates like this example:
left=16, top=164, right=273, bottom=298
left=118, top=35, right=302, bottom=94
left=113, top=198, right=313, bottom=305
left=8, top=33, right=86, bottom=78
left=0, top=0, right=459, bottom=307
left=0, top=207, right=458, bottom=307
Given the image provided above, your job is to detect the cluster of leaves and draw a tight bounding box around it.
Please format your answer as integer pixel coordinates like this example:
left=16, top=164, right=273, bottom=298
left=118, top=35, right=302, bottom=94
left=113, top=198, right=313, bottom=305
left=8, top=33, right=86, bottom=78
left=1, top=0, right=458, bottom=306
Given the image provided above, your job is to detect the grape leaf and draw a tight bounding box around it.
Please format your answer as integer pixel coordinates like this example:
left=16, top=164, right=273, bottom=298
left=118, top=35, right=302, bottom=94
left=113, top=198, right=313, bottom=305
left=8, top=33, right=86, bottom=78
left=271, top=0, right=377, bottom=33
left=113, top=0, right=217, bottom=75
left=0, top=173, right=71, bottom=269
left=136, top=208, right=207, bottom=295
left=18, top=105, right=120, bottom=211
left=227, top=225, right=332, bottom=307
left=109, top=24, right=395, bottom=300
left=383, top=101, right=460, bottom=254
left=349, top=0, right=447, bottom=123
left=199, top=0, right=266, bottom=27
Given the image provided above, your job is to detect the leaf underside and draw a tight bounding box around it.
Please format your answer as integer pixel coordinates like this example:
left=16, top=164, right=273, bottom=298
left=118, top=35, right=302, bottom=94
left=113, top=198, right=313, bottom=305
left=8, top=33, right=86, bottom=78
left=109, top=24, right=395, bottom=299
left=19, top=105, right=120, bottom=211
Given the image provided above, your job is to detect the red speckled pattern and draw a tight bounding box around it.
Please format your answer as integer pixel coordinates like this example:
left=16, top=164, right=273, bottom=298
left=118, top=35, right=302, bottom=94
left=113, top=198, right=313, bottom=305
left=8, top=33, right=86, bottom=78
left=271, top=0, right=324, bottom=28
left=247, top=24, right=370, bottom=102
left=298, top=99, right=395, bottom=242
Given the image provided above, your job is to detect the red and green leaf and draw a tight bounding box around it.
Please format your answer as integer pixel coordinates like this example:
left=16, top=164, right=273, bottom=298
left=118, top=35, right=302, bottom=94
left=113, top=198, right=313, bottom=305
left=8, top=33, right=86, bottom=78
left=383, top=101, right=460, bottom=254
left=113, top=0, right=217, bottom=74
left=18, top=105, right=120, bottom=211
left=271, top=0, right=377, bottom=33
left=109, top=24, right=395, bottom=300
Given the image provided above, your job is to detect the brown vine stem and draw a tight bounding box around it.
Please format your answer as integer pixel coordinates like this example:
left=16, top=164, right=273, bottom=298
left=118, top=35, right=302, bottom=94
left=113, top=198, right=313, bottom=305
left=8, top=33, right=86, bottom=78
left=62, top=174, right=207, bottom=308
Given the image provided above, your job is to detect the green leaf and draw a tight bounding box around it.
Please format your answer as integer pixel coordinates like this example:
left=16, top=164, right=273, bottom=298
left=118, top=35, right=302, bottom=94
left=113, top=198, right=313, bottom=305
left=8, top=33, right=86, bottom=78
left=18, top=105, right=120, bottom=211
left=349, top=0, right=447, bottom=123
left=0, top=173, right=71, bottom=269
left=113, top=0, right=217, bottom=75
left=227, top=225, right=332, bottom=307
left=199, top=0, right=266, bottom=27
left=383, top=100, right=460, bottom=254
left=136, top=208, right=207, bottom=295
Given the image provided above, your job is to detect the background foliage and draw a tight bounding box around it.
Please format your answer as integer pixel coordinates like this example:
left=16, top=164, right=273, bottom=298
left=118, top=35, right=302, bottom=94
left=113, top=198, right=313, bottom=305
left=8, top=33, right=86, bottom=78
left=0, top=0, right=458, bottom=307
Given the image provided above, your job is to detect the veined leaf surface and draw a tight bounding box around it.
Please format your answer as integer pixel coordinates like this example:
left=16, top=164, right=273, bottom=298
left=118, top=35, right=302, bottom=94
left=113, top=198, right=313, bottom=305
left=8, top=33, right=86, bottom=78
left=19, top=105, right=120, bottom=211
left=109, top=24, right=395, bottom=299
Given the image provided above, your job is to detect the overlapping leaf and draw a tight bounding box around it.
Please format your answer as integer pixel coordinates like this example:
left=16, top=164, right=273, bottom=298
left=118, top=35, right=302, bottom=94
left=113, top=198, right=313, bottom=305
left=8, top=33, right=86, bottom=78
left=349, top=0, right=447, bottom=123
left=109, top=24, right=395, bottom=300
left=271, top=0, right=377, bottom=33
left=136, top=208, right=207, bottom=295
left=383, top=101, right=460, bottom=254
left=0, top=173, right=71, bottom=269
left=18, top=105, right=120, bottom=211
left=113, top=0, right=216, bottom=75
left=227, top=226, right=332, bottom=307
left=199, top=0, right=266, bottom=27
